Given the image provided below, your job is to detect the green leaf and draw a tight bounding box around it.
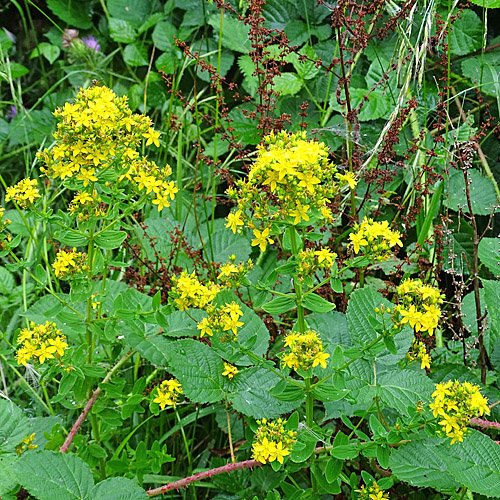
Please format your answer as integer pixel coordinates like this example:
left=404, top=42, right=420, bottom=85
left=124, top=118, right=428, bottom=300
left=109, top=18, right=137, bottom=43
left=273, top=73, right=303, bottom=96
left=442, top=218, right=474, bottom=272
left=262, top=296, right=296, bottom=314
left=0, top=400, right=30, bottom=452
left=7, top=62, right=29, bottom=79
left=95, top=230, right=128, bottom=249
left=417, top=181, right=443, bottom=247
left=390, top=438, right=461, bottom=492
left=123, top=43, right=149, bottom=66
left=152, top=21, right=176, bottom=51
left=166, top=339, right=225, bottom=404
left=483, top=279, right=500, bottom=354
left=448, top=169, right=497, bottom=215
left=0, top=266, right=15, bottom=295
left=207, top=13, right=251, bottom=53
left=231, top=367, right=303, bottom=418
left=329, top=88, right=389, bottom=121
left=47, top=0, right=92, bottom=28
left=227, top=107, right=261, bottom=145
left=479, top=237, right=500, bottom=277
left=347, top=287, right=389, bottom=345
left=14, top=450, right=94, bottom=500
left=107, top=0, right=151, bottom=28
left=54, top=230, right=88, bottom=247
left=30, top=43, right=60, bottom=64
left=0, top=453, right=18, bottom=494
left=377, top=369, right=435, bottom=416
left=449, top=10, right=482, bottom=56
left=303, top=293, right=334, bottom=313
left=92, top=477, right=148, bottom=499
left=443, top=429, right=500, bottom=497
left=468, top=0, right=500, bottom=7
left=290, top=45, right=320, bottom=80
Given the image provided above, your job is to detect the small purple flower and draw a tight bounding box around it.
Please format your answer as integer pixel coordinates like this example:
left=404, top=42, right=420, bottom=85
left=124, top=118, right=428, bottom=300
left=7, top=105, right=17, bottom=120
left=81, top=35, right=101, bottom=52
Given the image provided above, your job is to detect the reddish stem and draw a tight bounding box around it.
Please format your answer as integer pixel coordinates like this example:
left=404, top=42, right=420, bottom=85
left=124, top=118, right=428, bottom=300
left=60, top=387, right=102, bottom=453
left=470, top=418, right=500, bottom=430
left=146, top=459, right=262, bottom=497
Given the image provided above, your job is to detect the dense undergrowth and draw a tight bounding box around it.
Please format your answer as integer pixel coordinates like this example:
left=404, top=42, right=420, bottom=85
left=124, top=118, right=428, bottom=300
left=1, top=0, right=500, bottom=499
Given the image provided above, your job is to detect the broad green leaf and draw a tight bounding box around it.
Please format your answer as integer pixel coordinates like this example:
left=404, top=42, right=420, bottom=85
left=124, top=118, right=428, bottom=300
left=207, top=13, right=251, bottom=53
left=483, top=279, right=500, bottom=354
left=30, top=43, right=60, bottom=64
left=212, top=290, right=270, bottom=364
left=274, top=73, right=303, bottom=96
left=7, top=62, right=29, bottom=79
left=0, top=453, right=18, bottom=494
left=303, top=293, right=334, bottom=313
left=307, top=311, right=351, bottom=347
left=152, top=21, right=176, bottom=51
left=479, top=237, right=500, bottom=276
left=92, top=477, right=148, bottom=499
left=53, top=230, right=88, bottom=247
left=227, top=107, right=261, bottom=145
left=444, top=429, right=500, bottom=497
left=442, top=218, right=474, bottom=273
left=47, top=0, right=92, bottom=28
left=262, top=0, right=292, bottom=30
left=107, top=0, right=151, bottom=28
left=231, top=367, right=303, bottom=418
left=447, top=169, right=497, bottom=216
left=468, top=0, right=500, bottom=6
left=329, top=88, right=389, bottom=121
left=14, top=450, right=94, bottom=500
left=95, top=230, right=128, bottom=249
left=0, top=400, right=30, bottom=452
left=163, top=309, right=204, bottom=337
left=109, top=18, right=137, bottom=43
left=166, top=339, right=225, bottom=403
left=262, top=296, right=296, bottom=314
left=346, top=287, right=390, bottom=345
left=417, top=181, right=443, bottom=247
left=448, top=9, right=483, bottom=56
left=0, top=266, right=15, bottom=294
left=123, top=43, right=149, bottom=66
left=377, top=369, right=435, bottom=416
left=390, top=438, right=461, bottom=491
left=289, top=45, right=320, bottom=80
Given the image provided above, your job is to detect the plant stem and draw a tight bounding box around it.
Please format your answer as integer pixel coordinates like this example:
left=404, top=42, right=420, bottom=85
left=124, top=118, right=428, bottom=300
left=305, top=378, right=313, bottom=428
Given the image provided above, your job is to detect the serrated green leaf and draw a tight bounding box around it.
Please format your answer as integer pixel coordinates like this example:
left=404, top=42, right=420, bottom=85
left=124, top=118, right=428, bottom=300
left=152, top=21, right=176, bottom=51
left=207, top=13, right=251, bottom=53
left=166, top=339, right=225, bottom=404
left=483, top=279, right=500, bottom=354
left=107, top=0, right=151, bottom=28
left=274, top=73, right=303, bottom=96
left=389, top=438, right=461, bottom=491
left=449, top=9, right=482, bottom=56
left=231, top=367, right=303, bottom=418
left=329, top=88, right=389, bottom=121
left=479, top=237, right=500, bottom=277
left=123, top=43, right=149, bottom=66
left=0, top=266, right=15, bottom=295
left=109, top=18, right=137, bottom=43
left=14, top=450, right=94, bottom=500
left=0, top=400, right=30, bottom=452
left=47, top=0, right=92, bottom=28
left=92, top=477, right=148, bottom=499
left=377, top=369, right=435, bottom=416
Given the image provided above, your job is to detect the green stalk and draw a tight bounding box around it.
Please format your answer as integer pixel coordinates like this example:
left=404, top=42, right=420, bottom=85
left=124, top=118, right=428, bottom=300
left=176, top=126, right=183, bottom=221
left=304, top=378, right=313, bottom=428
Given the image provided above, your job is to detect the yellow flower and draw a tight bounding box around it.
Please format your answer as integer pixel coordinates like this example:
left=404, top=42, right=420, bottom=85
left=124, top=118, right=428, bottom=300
left=290, top=202, right=310, bottom=225
left=143, top=128, right=161, bottom=147
left=152, top=192, right=171, bottom=211
left=222, top=362, right=239, bottom=379
left=349, top=231, right=368, bottom=253
left=197, top=317, right=213, bottom=338
left=251, top=227, right=274, bottom=252
left=225, top=210, right=244, bottom=234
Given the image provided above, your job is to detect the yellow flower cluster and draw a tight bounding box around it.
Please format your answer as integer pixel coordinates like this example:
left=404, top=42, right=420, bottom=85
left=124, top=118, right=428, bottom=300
left=226, top=131, right=341, bottom=251
left=281, top=330, right=330, bottom=371
left=0, top=208, right=11, bottom=233
left=36, top=85, right=176, bottom=212
left=407, top=340, right=431, bottom=370
left=16, top=321, right=68, bottom=366
left=336, top=171, right=358, bottom=190
left=197, top=302, right=244, bottom=342
left=217, top=257, right=253, bottom=287
left=395, top=279, right=443, bottom=335
left=5, top=178, right=41, bottom=209
left=359, top=481, right=390, bottom=500
left=52, top=248, right=88, bottom=279
left=252, top=418, right=297, bottom=464
left=222, top=362, right=239, bottom=379
left=430, top=380, right=490, bottom=444
left=68, top=190, right=106, bottom=221
left=15, top=433, right=37, bottom=455
left=153, top=379, right=183, bottom=410
left=349, top=217, right=403, bottom=262
left=297, top=247, right=337, bottom=281
left=171, top=271, right=220, bottom=311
